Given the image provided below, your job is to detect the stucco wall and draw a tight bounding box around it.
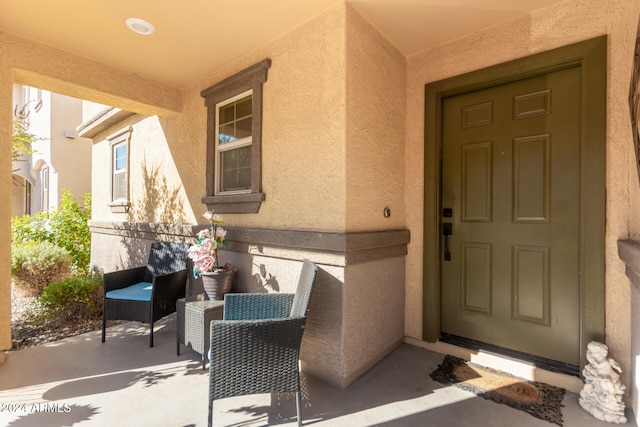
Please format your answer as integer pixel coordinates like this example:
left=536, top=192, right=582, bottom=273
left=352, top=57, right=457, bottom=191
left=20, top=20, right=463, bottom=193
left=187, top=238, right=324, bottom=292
left=619, top=239, right=640, bottom=418
left=50, top=93, right=92, bottom=204
left=91, top=115, right=193, bottom=225
left=90, top=5, right=348, bottom=231
left=405, top=0, right=639, bottom=404
left=341, top=258, right=405, bottom=383
left=633, top=283, right=640, bottom=417
left=345, top=6, right=406, bottom=231
left=151, top=4, right=348, bottom=232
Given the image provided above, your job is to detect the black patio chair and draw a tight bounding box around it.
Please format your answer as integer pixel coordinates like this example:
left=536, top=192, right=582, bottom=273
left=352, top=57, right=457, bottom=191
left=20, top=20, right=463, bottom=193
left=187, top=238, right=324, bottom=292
left=102, top=241, right=190, bottom=347
left=207, top=259, right=319, bottom=427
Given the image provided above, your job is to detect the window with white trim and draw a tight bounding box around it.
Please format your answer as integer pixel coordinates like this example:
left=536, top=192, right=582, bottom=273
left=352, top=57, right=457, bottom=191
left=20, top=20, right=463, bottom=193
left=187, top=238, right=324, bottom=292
left=108, top=127, right=132, bottom=213
left=24, top=181, right=32, bottom=215
left=112, top=142, right=127, bottom=201
left=216, top=91, right=253, bottom=194
left=41, top=166, right=49, bottom=211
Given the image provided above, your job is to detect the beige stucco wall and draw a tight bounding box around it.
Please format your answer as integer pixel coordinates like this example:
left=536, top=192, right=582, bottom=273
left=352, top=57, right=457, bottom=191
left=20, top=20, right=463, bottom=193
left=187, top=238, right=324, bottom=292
left=91, top=115, right=193, bottom=225
left=152, top=4, right=348, bottom=232
left=345, top=6, right=406, bottom=231
left=405, top=0, right=640, bottom=405
left=335, top=6, right=407, bottom=384
left=50, top=93, right=92, bottom=204
left=633, top=281, right=640, bottom=418
left=92, top=4, right=348, bottom=231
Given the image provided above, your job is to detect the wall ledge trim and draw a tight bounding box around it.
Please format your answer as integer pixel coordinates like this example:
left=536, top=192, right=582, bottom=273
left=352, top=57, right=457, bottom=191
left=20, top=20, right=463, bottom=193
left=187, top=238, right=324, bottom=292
left=618, top=239, right=640, bottom=290
left=89, top=221, right=410, bottom=266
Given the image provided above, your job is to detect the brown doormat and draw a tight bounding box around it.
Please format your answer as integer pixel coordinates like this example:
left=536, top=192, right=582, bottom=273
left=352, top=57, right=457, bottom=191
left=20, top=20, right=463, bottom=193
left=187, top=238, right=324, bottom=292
left=430, top=355, right=566, bottom=426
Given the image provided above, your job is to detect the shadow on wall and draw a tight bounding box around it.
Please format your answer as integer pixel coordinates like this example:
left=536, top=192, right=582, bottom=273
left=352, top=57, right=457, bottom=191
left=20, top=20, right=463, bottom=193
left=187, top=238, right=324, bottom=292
left=185, top=260, right=282, bottom=297
left=247, top=263, right=280, bottom=293
left=104, top=156, right=189, bottom=270
left=129, top=157, right=187, bottom=225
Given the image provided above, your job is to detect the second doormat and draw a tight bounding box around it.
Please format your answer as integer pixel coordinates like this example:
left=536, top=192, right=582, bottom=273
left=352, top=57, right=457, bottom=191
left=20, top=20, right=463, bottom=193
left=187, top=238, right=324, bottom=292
left=430, top=355, right=566, bottom=426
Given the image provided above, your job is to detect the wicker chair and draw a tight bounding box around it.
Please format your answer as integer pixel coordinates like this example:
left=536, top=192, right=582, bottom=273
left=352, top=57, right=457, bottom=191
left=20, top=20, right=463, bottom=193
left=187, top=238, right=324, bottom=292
left=208, top=259, right=319, bottom=427
left=102, top=241, right=190, bottom=347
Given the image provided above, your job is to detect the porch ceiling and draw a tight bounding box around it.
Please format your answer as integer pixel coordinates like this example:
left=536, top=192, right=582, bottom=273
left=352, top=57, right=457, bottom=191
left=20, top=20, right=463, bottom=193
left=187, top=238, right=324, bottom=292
left=0, top=0, right=564, bottom=89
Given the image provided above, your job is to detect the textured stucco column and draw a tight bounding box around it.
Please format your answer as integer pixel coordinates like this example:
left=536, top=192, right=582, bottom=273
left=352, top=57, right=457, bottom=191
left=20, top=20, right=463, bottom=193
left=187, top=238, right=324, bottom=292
left=618, top=238, right=640, bottom=418
left=0, top=66, right=13, bottom=362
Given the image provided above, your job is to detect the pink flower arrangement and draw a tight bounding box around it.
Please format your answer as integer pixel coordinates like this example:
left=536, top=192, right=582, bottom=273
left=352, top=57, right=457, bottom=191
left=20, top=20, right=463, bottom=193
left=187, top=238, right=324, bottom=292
left=187, top=211, right=227, bottom=277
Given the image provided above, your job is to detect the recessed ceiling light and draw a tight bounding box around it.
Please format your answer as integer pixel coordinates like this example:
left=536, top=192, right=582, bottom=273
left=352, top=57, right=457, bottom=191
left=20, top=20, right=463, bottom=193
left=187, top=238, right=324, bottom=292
left=125, top=18, right=155, bottom=35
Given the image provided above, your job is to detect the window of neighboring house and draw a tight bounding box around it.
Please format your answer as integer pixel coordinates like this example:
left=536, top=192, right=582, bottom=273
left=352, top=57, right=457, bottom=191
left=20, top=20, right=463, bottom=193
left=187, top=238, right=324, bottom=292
left=24, top=181, right=31, bottom=215
left=201, top=58, right=271, bottom=213
left=108, top=127, right=132, bottom=213
left=41, top=166, right=49, bottom=211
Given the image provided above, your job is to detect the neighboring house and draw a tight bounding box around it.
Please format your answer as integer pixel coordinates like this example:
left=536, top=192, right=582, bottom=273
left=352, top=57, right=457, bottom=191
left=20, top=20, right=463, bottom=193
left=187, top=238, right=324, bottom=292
left=11, top=85, right=93, bottom=217
left=4, top=0, right=640, bottom=424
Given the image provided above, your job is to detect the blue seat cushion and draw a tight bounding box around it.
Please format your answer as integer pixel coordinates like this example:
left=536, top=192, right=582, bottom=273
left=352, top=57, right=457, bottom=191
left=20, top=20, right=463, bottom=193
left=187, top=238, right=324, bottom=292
left=105, top=282, right=153, bottom=302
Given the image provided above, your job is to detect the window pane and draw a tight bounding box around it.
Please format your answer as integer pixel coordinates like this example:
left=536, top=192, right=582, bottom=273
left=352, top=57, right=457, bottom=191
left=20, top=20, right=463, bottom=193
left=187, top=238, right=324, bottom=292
left=217, top=94, right=252, bottom=146
left=236, top=117, right=252, bottom=139
left=114, top=173, right=126, bottom=199
left=219, top=103, right=235, bottom=124
left=219, top=124, right=236, bottom=144
left=236, top=95, right=252, bottom=118
left=220, top=146, right=252, bottom=192
left=115, top=144, right=126, bottom=171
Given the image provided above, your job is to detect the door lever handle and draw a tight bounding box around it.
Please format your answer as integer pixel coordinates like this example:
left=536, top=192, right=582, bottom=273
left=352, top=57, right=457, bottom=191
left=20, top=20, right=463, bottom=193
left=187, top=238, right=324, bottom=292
left=442, top=223, right=452, bottom=261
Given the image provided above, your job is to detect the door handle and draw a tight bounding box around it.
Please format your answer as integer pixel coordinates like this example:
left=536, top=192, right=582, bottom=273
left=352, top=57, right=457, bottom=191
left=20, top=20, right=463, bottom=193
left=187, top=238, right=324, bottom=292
left=443, top=222, right=452, bottom=261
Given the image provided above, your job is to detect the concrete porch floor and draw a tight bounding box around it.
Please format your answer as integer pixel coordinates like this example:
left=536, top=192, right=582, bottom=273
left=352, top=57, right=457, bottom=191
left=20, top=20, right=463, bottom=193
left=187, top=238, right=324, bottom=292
left=0, top=315, right=636, bottom=427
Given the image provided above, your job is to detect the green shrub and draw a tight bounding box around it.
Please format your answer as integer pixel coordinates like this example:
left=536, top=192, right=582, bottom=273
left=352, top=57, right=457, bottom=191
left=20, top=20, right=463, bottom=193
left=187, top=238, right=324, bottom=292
left=11, top=241, right=72, bottom=296
left=12, top=190, right=91, bottom=273
left=40, top=273, right=103, bottom=321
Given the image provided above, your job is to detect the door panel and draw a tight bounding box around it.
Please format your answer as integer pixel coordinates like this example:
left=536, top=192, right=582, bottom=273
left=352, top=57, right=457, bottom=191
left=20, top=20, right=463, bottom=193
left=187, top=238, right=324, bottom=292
left=441, top=66, right=581, bottom=366
left=513, top=135, right=550, bottom=222
left=461, top=141, right=492, bottom=222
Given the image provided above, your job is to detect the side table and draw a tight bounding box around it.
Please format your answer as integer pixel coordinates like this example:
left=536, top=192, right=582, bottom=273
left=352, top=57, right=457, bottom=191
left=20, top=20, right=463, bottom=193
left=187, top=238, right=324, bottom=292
left=177, top=295, right=225, bottom=369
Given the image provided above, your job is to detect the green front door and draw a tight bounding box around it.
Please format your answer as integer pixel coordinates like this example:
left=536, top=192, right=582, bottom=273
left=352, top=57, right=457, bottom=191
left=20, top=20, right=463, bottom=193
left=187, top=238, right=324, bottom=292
left=441, top=66, right=581, bottom=365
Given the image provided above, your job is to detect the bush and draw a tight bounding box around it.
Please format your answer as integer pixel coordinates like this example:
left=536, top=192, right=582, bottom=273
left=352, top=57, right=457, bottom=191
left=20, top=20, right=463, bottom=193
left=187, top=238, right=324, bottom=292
left=11, top=241, right=72, bottom=296
left=40, top=273, right=103, bottom=321
left=12, top=190, right=91, bottom=273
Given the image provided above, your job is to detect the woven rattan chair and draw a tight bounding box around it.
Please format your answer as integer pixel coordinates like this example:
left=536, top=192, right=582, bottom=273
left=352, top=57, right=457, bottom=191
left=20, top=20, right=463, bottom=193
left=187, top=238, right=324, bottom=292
left=102, top=241, right=190, bottom=347
left=207, top=259, right=319, bottom=427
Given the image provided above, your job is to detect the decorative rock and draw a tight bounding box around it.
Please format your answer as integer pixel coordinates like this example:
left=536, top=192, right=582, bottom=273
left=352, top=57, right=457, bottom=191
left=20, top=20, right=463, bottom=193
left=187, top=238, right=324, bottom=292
left=579, top=341, right=627, bottom=424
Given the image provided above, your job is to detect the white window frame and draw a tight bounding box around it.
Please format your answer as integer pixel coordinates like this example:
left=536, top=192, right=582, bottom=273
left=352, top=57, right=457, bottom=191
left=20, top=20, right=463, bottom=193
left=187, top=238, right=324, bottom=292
left=107, top=127, right=132, bottom=213
left=112, top=142, right=127, bottom=201
left=215, top=90, right=253, bottom=195
left=41, top=166, right=49, bottom=211
left=24, top=180, right=32, bottom=215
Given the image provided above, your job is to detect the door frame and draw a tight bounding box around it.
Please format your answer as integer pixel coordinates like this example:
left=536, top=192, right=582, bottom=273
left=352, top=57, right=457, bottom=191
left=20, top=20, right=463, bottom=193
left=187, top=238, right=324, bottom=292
left=423, top=36, right=607, bottom=371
